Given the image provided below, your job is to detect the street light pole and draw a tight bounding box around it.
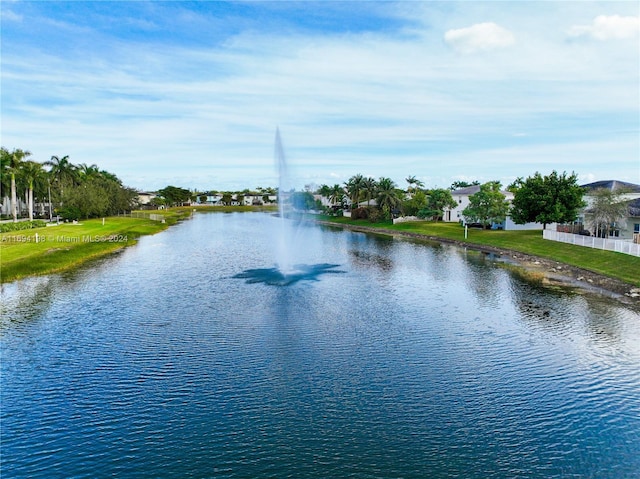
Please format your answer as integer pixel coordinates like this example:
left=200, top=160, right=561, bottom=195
left=48, top=179, right=53, bottom=222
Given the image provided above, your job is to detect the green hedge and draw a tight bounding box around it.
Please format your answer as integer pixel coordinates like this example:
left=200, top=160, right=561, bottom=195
left=0, top=220, right=47, bottom=233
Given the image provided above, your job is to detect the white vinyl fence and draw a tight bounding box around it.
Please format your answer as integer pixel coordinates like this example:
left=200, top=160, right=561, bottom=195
left=119, top=211, right=166, bottom=222
left=543, top=230, right=640, bottom=257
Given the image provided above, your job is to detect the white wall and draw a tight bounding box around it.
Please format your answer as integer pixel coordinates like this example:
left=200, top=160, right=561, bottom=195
left=504, top=217, right=557, bottom=231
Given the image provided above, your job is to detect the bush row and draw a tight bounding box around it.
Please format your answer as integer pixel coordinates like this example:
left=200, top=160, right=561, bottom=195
left=0, top=220, right=47, bottom=233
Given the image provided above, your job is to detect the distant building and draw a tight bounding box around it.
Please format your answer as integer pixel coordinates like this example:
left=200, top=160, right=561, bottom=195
left=137, top=192, right=157, bottom=205
left=195, top=193, right=223, bottom=205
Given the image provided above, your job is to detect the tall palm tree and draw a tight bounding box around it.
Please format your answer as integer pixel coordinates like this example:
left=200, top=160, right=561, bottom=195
left=329, top=184, right=345, bottom=208
left=405, top=175, right=424, bottom=196
left=45, top=155, right=76, bottom=206
left=345, top=174, right=364, bottom=210
left=99, top=169, right=121, bottom=184
left=362, top=176, right=377, bottom=206
left=0, top=148, right=10, bottom=203
left=317, top=184, right=331, bottom=196
left=376, top=177, right=402, bottom=218
left=77, top=163, right=101, bottom=182
left=2, top=148, right=32, bottom=222
left=317, top=184, right=332, bottom=207
left=21, top=161, right=46, bottom=221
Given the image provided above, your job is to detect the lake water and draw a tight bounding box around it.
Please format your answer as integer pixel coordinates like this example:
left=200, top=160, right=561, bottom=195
left=2, top=212, right=639, bottom=478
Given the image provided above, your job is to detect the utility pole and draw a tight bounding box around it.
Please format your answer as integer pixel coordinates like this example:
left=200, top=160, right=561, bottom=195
left=48, top=179, right=53, bottom=222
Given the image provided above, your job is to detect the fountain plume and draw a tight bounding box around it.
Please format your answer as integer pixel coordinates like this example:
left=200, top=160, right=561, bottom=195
left=233, top=128, right=344, bottom=285
left=274, top=127, right=294, bottom=273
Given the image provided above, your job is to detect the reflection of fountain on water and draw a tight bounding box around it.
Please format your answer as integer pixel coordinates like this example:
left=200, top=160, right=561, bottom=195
left=234, top=128, right=344, bottom=285
left=233, top=263, right=344, bottom=286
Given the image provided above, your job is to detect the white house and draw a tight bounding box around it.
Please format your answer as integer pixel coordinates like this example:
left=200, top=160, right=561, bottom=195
left=242, top=194, right=277, bottom=206
left=578, top=180, right=640, bottom=240
left=137, top=191, right=157, bottom=205
left=194, top=193, right=277, bottom=206
left=445, top=185, right=487, bottom=223
left=195, top=193, right=223, bottom=205
left=444, top=185, right=554, bottom=230
left=314, top=194, right=333, bottom=208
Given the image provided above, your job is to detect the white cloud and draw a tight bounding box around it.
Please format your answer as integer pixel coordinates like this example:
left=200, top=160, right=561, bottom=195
left=1, top=8, right=23, bottom=22
left=568, top=15, right=640, bottom=40
left=444, top=22, right=515, bottom=54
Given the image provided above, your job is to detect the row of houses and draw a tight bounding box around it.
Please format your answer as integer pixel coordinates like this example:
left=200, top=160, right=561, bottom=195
left=443, top=180, right=640, bottom=240
left=137, top=191, right=279, bottom=208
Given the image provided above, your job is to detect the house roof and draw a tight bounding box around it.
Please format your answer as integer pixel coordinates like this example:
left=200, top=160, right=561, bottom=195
left=581, top=180, right=640, bottom=193
left=451, top=185, right=481, bottom=195
left=451, top=185, right=512, bottom=196
left=628, top=198, right=640, bottom=217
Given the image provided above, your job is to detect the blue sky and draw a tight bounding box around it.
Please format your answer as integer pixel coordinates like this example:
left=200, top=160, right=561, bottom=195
left=1, top=1, right=639, bottom=192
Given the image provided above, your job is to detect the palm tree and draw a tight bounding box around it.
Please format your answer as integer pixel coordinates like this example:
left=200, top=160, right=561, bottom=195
left=329, top=184, right=345, bottom=208
left=45, top=155, right=76, bottom=205
left=0, top=149, right=10, bottom=203
left=376, top=177, right=402, bottom=218
left=21, top=161, right=47, bottom=221
left=345, top=174, right=364, bottom=210
left=317, top=184, right=331, bottom=208
left=405, top=175, right=424, bottom=196
left=362, top=177, right=377, bottom=206
left=2, top=148, right=32, bottom=222
left=77, top=163, right=101, bottom=182
left=99, top=169, right=121, bottom=184
left=317, top=184, right=331, bottom=197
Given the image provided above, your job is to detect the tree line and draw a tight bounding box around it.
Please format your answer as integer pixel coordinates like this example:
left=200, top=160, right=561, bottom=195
left=163, top=171, right=628, bottom=236
left=315, top=175, right=458, bottom=221
left=314, top=171, right=630, bottom=236
left=3, top=145, right=628, bottom=237
left=1, top=147, right=139, bottom=222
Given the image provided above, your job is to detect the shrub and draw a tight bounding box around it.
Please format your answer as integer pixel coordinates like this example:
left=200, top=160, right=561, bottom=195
left=59, top=206, right=82, bottom=221
left=368, top=208, right=383, bottom=223
left=0, top=220, right=47, bottom=233
left=417, top=208, right=439, bottom=220
left=351, top=207, right=370, bottom=220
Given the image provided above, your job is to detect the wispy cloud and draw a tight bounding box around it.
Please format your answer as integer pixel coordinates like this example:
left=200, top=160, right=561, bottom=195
left=568, top=15, right=640, bottom=40
left=444, top=22, right=515, bottom=54
left=1, top=8, right=22, bottom=22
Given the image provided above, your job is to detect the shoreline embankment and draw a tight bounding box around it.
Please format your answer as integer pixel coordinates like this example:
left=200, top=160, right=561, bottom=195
left=316, top=220, right=640, bottom=305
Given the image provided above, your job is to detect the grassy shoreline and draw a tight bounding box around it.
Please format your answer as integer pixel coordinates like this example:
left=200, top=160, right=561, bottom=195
left=0, top=206, right=278, bottom=284
left=315, top=216, right=640, bottom=291
left=0, top=209, right=187, bottom=283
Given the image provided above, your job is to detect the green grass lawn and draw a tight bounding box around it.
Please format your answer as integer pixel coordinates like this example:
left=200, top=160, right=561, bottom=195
left=317, top=216, right=640, bottom=287
left=0, top=214, right=183, bottom=283
left=0, top=207, right=275, bottom=283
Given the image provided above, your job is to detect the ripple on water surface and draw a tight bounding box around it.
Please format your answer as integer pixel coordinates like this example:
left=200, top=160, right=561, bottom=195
left=1, top=213, right=639, bottom=478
